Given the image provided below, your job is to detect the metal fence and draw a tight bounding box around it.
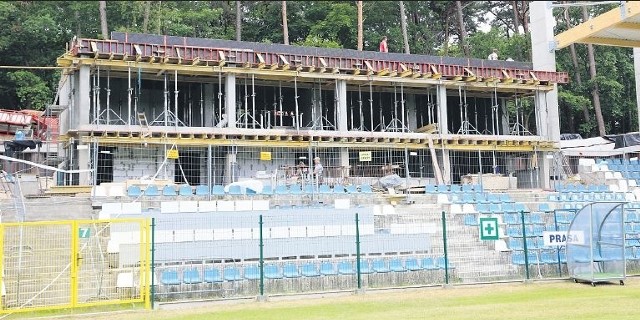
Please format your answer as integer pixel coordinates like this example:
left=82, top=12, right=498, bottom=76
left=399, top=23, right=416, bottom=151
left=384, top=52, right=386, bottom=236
left=0, top=218, right=151, bottom=314
left=104, top=195, right=640, bottom=303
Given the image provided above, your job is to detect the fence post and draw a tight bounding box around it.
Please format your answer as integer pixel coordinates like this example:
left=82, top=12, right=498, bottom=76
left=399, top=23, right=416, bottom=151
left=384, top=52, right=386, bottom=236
left=150, top=217, right=156, bottom=309
left=441, top=211, right=449, bottom=285
left=259, top=214, right=265, bottom=297
left=355, top=213, right=362, bottom=290
left=520, top=210, right=530, bottom=280
left=552, top=209, right=562, bottom=276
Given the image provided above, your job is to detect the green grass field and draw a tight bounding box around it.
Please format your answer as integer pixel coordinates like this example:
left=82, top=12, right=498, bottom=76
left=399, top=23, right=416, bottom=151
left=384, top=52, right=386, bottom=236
left=55, top=277, right=640, bottom=320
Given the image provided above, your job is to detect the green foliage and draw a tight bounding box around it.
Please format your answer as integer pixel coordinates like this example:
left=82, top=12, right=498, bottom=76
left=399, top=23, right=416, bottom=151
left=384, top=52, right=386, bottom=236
left=8, top=71, right=52, bottom=110
left=293, top=35, right=342, bottom=49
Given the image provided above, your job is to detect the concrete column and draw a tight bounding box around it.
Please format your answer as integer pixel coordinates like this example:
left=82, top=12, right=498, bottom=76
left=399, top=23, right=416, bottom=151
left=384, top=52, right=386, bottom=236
left=76, top=65, right=91, bottom=128
left=340, top=148, right=350, bottom=178
left=225, top=152, right=237, bottom=184
left=406, top=94, right=417, bottom=131
left=77, top=144, right=90, bottom=185
left=435, top=84, right=450, bottom=184
left=634, top=48, right=640, bottom=131
left=530, top=1, right=560, bottom=142
left=436, top=84, right=448, bottom=134
left=337, top=80, right=348, bottom=132
left=500, top=98, right=510, bottom=135
left=531, top=1, right=560, bottom=189
left=225, top=73, right=236, bottom=128
left=58, top=71, right=72, bottom=136
left=203, top=83, right=215, bottom=127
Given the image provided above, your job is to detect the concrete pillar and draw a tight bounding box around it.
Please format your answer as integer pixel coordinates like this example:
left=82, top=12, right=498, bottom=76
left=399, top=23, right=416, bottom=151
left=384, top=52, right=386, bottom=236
left=204, top=83, right=215, bottom=127
left=406, top=94, right=417, bottom=131
left=500, top=98, right=510, bottom=135
left=634, top=48, right=640, bottom=131
left=75, top=65, right=91, bottom=128
left=337, top=80, right=348, bottom=132
left=340, top=148, right=350, bottom=178
left=225, top=151, right=237, bottom=184
left=435, top=84, right=451, bottom=184
left=530, top=1, right=560, bottom=142
left=225, top=73, right=236, bottom=128
left=77, top=144, right=90, bottom=185
left=531, top=1, right=560, bottom=188
left=436, top=84, right=448, bottom=134
left=58, top=71, right=72, bottom=136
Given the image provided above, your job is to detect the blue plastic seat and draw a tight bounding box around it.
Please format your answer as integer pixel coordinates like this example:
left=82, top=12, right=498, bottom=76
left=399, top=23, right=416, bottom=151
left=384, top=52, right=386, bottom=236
left=476, top=203, right=490, bottom=214
left=462, top=184, right=474, bottom=193
left=264, top=264, right=283, bottom=279
left=289, top=184, right=303, bottom=195
left=319, top=184, right=333, bottom=194
left=243, top=265, right=260, bottom=280
left=509, top=238, right=524, bottom=250
left=462, top=193, right=475, bottom=203
left=300, top=263, right=320, bottom=277
left=488, top=194, right=500, bottom=204
left=499, top=194, right=512, bottom=202
left=421, top=257, right=438, bottom=270
left=211, top=185, right=226, bottom=196
left=541, top=250, right=559, bottom=264
left=333, top=185, right=346, bottom=194
left=504, top=213, right=519, bottom=225
left=183, top=268, right=202, bottom=284
left=358, top=260, right=373, bottom=274
left=404, top=258, right=421, bottom=271
left=450, top=185, right=461, bottom=193
left=507, top=226, right=522, bottom=237
left=274, top=185, right=289, bottom=195
left=371, top=259, right=389, bottom=273
left=261, top=185, right=273, bottom=195
left=223, top=267, right=242, bottom=281
left=437, top=184, right=449, bottom=193
left=338, top=261, right=355, bottom=275
left=389, top=259, right=405, bottom=272
left=436, top=256, right=453, bottom=269
left=303, top=184, right=315, bottom=194
left=464, top=214, right=478, bottom=226
left=162, top=185, right=177, bottom=196
left=179, top=185, right=193, bottom=196
left=127, top=185, right=142, bottom=197
left=489, top=203, right=502, bottom=214
left=320, top=261, right=337, bottom=275
left=144, top=185, right=160, bottom=197
left=538, top=203, right=552, bottom=213
left=514, top=203, right=528, bottom=213
left=502, top=202, right=516, bottom=213
left=204, top=268, right=223, bottom=283
left=512, top=252, right=526, bottom=265
left=359, top=184, right=373, bottom=194
left=195, top=185, right=210, bottom=196
left=345, top=185, right=358, bottom=194
left=282, top=262, right=300, bottom=278
left=425, top=184, right=437, bottom=193
left=160, top=270, right=180, bottom=285
left=228, top=185, right=244, bottom=195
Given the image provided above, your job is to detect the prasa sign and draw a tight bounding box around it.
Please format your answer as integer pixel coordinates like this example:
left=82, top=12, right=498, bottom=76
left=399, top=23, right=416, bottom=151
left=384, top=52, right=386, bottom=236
left=542, top=231, right=584, bottom=247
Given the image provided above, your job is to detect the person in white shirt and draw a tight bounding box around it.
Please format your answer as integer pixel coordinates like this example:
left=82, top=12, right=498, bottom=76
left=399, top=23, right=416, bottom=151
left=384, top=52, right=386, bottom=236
left=488, top=48, right=498, bottom=60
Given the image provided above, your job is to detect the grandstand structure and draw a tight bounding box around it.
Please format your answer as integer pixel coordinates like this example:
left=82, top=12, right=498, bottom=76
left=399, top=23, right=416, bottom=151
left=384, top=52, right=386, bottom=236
left=52, top=31, right=568, bottom=190
left=2, top=2, right=640, bottom=312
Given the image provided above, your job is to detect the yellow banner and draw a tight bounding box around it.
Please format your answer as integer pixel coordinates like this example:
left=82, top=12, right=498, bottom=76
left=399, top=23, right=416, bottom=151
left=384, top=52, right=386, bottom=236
left=166, top=149, right=179, bottom=159
left=260, top=151, right=272, bottom=161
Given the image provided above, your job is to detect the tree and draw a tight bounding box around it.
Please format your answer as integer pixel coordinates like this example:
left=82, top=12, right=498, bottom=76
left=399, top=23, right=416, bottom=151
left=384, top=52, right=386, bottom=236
left=357, top=1, right=363, bottom=51
left=455, top=1, right=469, bottom=57
left=143, top=1, right=151, bottom=33
left=99, top=1, right=109, bottom=39
left=236, top=1, right=242, bottom=41
left=399, top=1, right=410, bottom=54
left=282, top=1, right=289, bottom=45
left=562, top=5, right=590, bottom=130
left=582, top=6, right=605, bottom=136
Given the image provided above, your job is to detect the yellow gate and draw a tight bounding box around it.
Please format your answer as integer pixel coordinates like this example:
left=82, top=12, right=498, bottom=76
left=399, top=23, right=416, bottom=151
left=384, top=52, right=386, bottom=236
left=0, top=218, right=150, bottom=314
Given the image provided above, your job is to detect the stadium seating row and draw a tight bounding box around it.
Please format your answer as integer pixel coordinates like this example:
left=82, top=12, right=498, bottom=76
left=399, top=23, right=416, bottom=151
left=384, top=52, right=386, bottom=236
left=157, top=257, right=455, bottom=285
left=93, top=183, right=374, bottom=198
left=425, top=184, right=483, bottom=193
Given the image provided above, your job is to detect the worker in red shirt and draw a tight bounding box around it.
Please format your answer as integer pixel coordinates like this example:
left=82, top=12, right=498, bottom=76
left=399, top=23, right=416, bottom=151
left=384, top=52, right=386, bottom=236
left=379, top=36, right=388, bottom=53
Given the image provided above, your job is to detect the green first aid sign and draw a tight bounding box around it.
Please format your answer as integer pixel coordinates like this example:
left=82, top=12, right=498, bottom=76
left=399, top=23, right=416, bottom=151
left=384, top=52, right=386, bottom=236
left=479, top=217, right=499, bottom=240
